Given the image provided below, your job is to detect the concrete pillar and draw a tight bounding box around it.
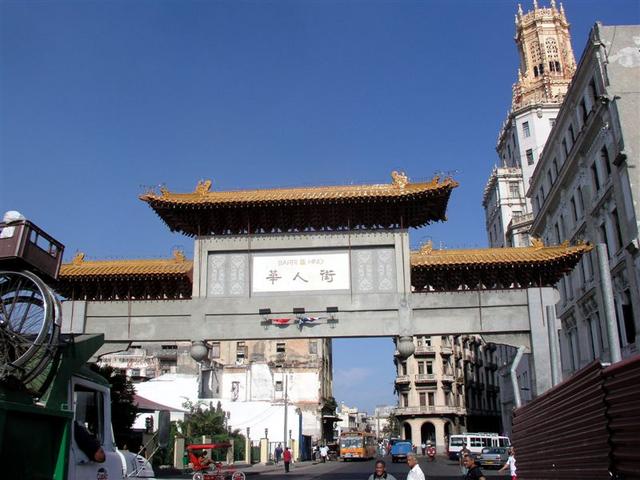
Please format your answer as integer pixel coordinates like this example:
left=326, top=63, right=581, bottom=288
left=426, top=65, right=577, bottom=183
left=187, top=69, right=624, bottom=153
left=434, top=420, right=445, bottom=454
left=244, top=437, right=251, bottom=464
left=227, top=440, right=234, bottom=464
left=291, top=439, right=298, bottom=462
left=410, top=420, right=421, bottom=450
left=173, top=436, right=185, bottom=469
left=260, top=438, right=269, bottom=464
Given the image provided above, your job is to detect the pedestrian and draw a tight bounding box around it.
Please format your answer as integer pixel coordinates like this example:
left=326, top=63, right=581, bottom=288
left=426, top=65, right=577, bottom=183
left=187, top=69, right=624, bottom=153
left=498, top=447, right=517, bottom=480
left=283, top=446, right=292, bottom=473
left=459, top=444, right=471, bottom=476
left=406, top=452, right=426, bottom=480
left=426, top=442, right=436, bottom=462
left=368, top=459, right=398, bottom=480
left=421, top=442, right=426, bottom=456
left=320, top=444, right=328, bottom=463
left=274, top=443, right=283, bottom=465
left=463, top=454, right=486, bottom=480
left=312, top=444, right=318, bottom=461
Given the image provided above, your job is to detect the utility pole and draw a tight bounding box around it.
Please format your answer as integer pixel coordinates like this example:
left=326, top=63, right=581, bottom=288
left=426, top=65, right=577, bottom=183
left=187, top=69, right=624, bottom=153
left=283, top=370, right=288, bottom=448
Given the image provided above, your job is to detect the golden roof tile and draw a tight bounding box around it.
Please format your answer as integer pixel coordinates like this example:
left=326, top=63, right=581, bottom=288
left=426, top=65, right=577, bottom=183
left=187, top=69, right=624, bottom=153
left=140, top=172, right=458, bottom=206
left=59, top=250, right=192, bottom=278
left=411, top=240, right=592, bottom=268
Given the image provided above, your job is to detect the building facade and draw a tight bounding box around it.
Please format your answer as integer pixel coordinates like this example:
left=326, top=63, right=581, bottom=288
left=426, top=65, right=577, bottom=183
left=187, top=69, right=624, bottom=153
left=528, top=23, right=640, bottom=376
left=484, top=1, right=576, bottom=247
left=393, top=334, right=503, bottom=451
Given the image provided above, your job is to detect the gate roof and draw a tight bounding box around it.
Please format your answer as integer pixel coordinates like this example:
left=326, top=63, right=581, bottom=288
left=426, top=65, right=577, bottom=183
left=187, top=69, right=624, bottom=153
left=411, top=239, right=591, bottom=291
left=139, top=172, right=457, bottom=236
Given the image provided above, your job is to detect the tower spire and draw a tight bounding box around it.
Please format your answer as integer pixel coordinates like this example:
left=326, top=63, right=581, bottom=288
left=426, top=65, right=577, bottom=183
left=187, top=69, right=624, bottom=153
left=511, top=2, right=576, bottom=110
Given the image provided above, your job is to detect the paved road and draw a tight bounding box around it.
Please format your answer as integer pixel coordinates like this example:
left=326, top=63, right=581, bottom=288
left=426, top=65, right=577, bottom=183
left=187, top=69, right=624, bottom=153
left=259, top=457, right=510, bottom=480
left=160, top=456, right=511, bottom=480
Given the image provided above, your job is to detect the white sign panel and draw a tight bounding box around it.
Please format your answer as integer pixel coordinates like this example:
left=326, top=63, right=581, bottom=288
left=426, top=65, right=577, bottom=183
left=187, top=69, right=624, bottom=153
left=252, top=252, right=350, bottom=292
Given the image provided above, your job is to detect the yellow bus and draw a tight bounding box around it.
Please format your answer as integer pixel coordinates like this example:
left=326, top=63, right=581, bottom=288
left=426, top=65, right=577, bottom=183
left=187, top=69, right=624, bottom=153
left=339, top=431, right=377, bottom=460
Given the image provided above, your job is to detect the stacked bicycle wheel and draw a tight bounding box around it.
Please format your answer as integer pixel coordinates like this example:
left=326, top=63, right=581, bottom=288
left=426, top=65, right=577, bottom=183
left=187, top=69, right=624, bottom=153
left=0, top=270, right=61, bottom=398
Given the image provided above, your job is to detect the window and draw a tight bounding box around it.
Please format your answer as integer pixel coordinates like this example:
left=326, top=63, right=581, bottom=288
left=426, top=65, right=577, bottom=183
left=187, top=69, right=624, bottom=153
left=526, top=149, right=534, bottom=165
left=424, top=336, right=432, bottom=347
left=74, top=386, right=105, bottom=444
left=428, top=392, right=435, bottom=406
left=309, top=340, right=318, bottom=354
left=588, top=79, right=598, bottom=107
left=580, top=98, right=589, bottom=124
left=547, top=169, right=553, bottom=189
left=418, top=362, right=425, bottom=375
left=554, top=223, right=561, bottom=244
left=612, top=209, right=623, bottom=251
left=276, top=342, right=286, bottom=354
left=509, top=182, right=520, bottom=198
left=620, top=290, right=637, bottom=345
left=419, top=392, right=427, bottom=406
left=569, top=124, right=575, bottom=143
left=600, top=223, right=610, bottom=255
left=589, top=315, right=601, bottom=360
left=236, top=341, right=246, bottom=361
left=550, top=118, right=556, bottom=128
left=401, top=393, right=409, bottom=407
left=591, top=163, right=601, bottom=191
left=567, top=321, right=579, bottom=371
left=401, top=362, right=407, bottom=375
left=571, top=197, right=578, bottom=223
left=426, top=361, right=433, bottom=375
left=211, top=342, right=220, bottom=358
left=600, top=147, right=611, bottom=177
left=522, top=121, right=530, bottom=137
left=577, top=186, right=585, bottom=214
left=275, top=381, right=283, bottom=391
left=562, top=139, right=569, bottom=158
left=553, top=158, right=559, bottom=176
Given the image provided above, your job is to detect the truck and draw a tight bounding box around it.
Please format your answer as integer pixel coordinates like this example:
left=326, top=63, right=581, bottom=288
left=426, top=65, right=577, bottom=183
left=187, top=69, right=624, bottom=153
left=0, top=217, right=155, bottom=479
left=390, top=441, right=413, bottom=463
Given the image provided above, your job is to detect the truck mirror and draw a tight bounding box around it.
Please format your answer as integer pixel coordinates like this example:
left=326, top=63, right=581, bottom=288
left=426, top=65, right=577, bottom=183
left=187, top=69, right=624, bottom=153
left=157, top=410, right=170, bottom=448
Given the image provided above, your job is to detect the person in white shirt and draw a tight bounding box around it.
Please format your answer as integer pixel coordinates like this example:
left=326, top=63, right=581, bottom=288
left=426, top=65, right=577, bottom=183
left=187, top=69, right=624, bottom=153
left=498, top=447, right=517, bottom=480
left=319, top=444, right=329, bottom=463
left=406, top=452, right=426, bottom=480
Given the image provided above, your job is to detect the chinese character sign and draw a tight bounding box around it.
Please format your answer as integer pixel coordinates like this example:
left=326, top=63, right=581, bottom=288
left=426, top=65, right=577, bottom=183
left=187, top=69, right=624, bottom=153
left=252, top=252, right=350, bottom=292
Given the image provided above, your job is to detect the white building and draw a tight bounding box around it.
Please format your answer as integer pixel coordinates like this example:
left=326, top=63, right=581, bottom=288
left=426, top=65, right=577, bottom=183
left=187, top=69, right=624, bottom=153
left=527, top=23, right=640, bottom=376
left=484, top=1, right=577, bottom=247
left=101, top=338, right=334, bottom=444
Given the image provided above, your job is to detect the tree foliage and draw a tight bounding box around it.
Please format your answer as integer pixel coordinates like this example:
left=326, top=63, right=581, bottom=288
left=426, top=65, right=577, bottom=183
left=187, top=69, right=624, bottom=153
left=89, top=364, right=138, bottom=446
left=382, top=412, right=401, bottom=438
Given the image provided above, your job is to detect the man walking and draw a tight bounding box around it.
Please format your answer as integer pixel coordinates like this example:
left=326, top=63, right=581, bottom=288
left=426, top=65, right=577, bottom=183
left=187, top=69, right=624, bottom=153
left=319, top=444, right=328, bottom=463
left=368, top=459, right=398, bottom=480
left=421, top=442, right=426, bottom=456
left=274, top=443, right=283, bottom=465
left=406, top=452, right=426, bottom=480
left=498, top=447, right=517, bottom=480
left=283, top=446, right=292, bottom=473
left=463, top=454, right=486, bottom=480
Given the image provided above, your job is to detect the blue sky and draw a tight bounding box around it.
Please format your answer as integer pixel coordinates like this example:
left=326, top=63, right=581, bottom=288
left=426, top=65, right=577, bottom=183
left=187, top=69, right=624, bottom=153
left=2, top=0, right=638, bottom=414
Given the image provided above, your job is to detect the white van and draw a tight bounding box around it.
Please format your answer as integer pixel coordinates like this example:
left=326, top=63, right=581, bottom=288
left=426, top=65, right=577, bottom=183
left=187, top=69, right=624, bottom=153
left=448, top=433, right=510, bottom=460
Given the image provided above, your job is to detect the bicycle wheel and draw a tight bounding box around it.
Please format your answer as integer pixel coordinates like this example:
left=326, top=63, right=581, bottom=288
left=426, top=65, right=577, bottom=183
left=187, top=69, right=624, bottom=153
left=231, top=471, right=246, bottom=480
left=0, top=270, right=54, bottom=382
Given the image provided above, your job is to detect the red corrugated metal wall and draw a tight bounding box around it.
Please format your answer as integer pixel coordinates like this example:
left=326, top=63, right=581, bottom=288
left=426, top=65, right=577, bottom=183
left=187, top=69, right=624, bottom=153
left=603, top=356, right=640, bottom=480
left=512, top=355, right=640, bottom=480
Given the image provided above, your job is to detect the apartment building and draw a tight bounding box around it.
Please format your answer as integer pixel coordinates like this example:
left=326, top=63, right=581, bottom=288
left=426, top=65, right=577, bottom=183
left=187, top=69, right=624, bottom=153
left=527, top=23, right=640, bottom=376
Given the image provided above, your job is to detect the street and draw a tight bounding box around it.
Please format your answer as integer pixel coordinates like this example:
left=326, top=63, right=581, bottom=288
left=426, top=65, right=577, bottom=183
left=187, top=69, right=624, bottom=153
left=259, top=457, right=510, bottom=480
left=160, top=456, right=511, bottom=480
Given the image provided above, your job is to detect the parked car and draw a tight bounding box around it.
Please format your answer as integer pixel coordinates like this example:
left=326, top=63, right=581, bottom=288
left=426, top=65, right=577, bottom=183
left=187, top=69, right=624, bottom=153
left=477, top=447, right=509, bottom=469
left=391, top=441, right=413, bottom=463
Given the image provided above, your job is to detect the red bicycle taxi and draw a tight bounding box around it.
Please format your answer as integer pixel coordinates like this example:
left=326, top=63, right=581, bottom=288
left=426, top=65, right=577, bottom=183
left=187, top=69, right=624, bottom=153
left=187, top=442, right=246, bottom=480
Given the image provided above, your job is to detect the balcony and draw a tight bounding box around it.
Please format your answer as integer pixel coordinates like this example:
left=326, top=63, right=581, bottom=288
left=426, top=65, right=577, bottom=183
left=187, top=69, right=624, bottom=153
left=414, top=345, right=436, bottom=356
left=440, top=345, right=453, bottom=356
left=441, top=373, right=455, bottom=383
left=395, top=375, right=411, bottom=385
left=414, top=374, right=437, bottom=384
left=395, top=406, right=435, bottom=416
